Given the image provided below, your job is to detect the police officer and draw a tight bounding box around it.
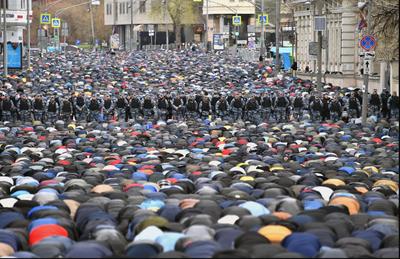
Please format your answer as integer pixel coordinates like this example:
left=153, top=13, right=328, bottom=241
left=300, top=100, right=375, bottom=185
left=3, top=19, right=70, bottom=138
left=17, top=95, right=32, bottom=122
left=128, top=94, right=142, bottom=122
left=46, top=96, right=59, bottom=124
left=74, top=92, right=87, bottom=122
left=369, top=89, right=381, bottom=118
left=260, top=92, right=273, bottom=122
left=185, top=95, right=198, bottom=120
left=320, top=94, right=331, bottom=121
left=245, top=95, right=260, bottom=124
left=292, top=94, right=304, bottom=121
left=171, top=93, right=184, bottom=121
left=274, top=92, right=289, bottom=122
left=116, top=93, right=128, bottom=121
left=32, top=94, right=46, bottom=122
left=380, top=90, right=390, bottom=120
left=329, top=96, right=342, bottom=122
left=157, top=94, right=170, bottom=121
left=215, top=95, right=230, bottom=120
left=60, top=97, right=73, bottom=123
left=348, top=92, right=361, bottom=119
left=310, top=95, right=322, bottom=122
left=199, top=95, right=212, bottom=120
left=142, top=95, right=156, bottom=122
left=230, top=94, right=244, bottom=121
left=388, top=91, right=399, bottom=120
left=87, top=95, right=103, bottom=122
left=103, top=94, right=115, bottom=121
left=0, top=94, right=15, bottom=122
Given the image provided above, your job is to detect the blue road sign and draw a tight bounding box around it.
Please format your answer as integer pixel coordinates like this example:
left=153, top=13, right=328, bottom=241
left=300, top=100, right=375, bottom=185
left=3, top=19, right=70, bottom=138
left=52, top=18, right=61, bottom=28
left=258, top=14, right=269, bottom=24
left=40, top=13, right=51, bottom=24
left=232, top=16, right=241, bottom=26
left=360, top=35, right=376, bottom=51
left=76, top=39, right=81, bottom=46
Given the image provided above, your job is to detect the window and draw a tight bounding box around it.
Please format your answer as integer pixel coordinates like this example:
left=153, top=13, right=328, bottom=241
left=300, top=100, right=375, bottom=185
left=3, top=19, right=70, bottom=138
left=21, top=0, right=26, bottom=9
left=139, top=1, right=146, bottom=13
left=106, top=3, right=112, bottom=15
left=0, top=0, right=9, bottom=9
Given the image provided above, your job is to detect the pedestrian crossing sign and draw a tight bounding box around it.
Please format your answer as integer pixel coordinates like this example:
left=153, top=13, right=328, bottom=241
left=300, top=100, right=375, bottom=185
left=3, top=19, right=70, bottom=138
left=40, top=13, right=51, bottom=24
left=257, top=14, right=269, bottom=25
left=52, top=18, right=61, bottom=28
left=232, top=16, right=241, bottom=26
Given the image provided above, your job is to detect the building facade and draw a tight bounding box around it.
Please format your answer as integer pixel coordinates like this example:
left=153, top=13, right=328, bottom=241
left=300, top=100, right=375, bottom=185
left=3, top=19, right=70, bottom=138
left=1, top=0, right=32, bottom=43
left=287, top=0, right=398, bottom=92
left=104, top=0, right=203, bottom=50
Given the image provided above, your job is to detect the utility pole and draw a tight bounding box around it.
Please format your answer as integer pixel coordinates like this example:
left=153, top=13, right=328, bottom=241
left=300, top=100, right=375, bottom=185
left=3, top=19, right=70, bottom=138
left=27, top=0, right=31, bottom=70
left=130, top=0, right=133, bottom=51
left=90, top=3, right=96, bottom=51
left=275, top=0, right=280, bottom=76
left=164, top=0, right=169, bottom=50
left=3, top=0, right=7, bottom=77
left=316, top=0, right=323, bottom=89
left=361, top=0, right=372, bottom=124
left=204, top=0, right=209, bottom=51
left=259, top=0, right=265, bottom=62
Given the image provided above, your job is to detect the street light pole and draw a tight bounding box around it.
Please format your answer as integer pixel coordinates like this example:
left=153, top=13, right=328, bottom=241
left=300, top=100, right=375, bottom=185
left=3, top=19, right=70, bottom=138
left=89, top=3, right=96, bottom=51
left=204, top=0, right=209, bottom=51
left=3, top=0, right=7, bottom=77
left=275, top=0, right=280, bottom=76
left=260, top=0, right=265, bottom=61
left=361, top=0, right=371, bottom=124
left=316, top=0, right=323, bottom=89
left=27, top=0, right=31, bottom=70
left=165, top=0, right=169, bottom=50
left=130, top=0, right=133, bottom=51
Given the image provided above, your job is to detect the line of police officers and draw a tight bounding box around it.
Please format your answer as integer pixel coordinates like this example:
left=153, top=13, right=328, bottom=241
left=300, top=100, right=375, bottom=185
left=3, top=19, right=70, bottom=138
left=0, top=89, right=398, bottom=124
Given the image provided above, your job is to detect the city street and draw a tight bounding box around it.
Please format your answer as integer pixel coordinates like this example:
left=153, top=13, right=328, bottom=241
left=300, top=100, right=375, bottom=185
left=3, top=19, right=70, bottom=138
left=0, top=0, right=398, bottom=258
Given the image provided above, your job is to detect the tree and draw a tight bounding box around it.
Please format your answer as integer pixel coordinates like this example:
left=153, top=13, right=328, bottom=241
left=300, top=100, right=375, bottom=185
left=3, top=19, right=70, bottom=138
left=370, top=0, right=399, bottom=61
left=151, top=0, right=198, bottom=44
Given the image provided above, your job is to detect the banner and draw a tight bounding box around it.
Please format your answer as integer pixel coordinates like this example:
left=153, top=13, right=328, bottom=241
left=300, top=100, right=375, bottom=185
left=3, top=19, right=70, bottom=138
left=213, top=34, right=224, bottom=50
left=7, top=43, right=23, bottom=70
left=110, top=34, right=120, bottom=50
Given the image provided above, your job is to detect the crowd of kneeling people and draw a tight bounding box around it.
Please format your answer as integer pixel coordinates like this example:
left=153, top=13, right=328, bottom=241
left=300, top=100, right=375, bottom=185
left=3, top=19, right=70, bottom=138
left=0, top=87, right=398, bottom=124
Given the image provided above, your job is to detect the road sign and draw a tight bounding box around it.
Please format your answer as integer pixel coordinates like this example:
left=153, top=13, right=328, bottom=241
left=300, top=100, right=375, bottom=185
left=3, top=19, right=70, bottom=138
left=314, top=16, right=326, bottom=31
left=40, top=13, right=51, bottom=24
left=232, top=16, right=241, bottom=26
left=75, top=39, right=81, bottom=46
left=91, top=0, right=101, bottom=5
left=309, top=41, right=318, bottom=55
left=363, top=59, right=371, bottom=74
left=360, top=35, right=376, bottom=51
left=52, top=18, right=61, bottom=28
left=257, top=14, right=269, bottom=25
